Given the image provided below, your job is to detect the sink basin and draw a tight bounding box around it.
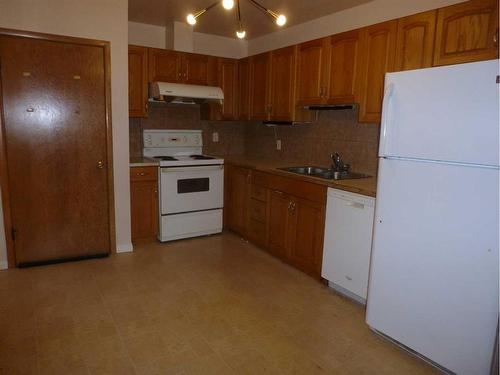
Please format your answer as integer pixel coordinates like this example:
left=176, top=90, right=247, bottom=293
left=278, top=166, right=370, bottom=180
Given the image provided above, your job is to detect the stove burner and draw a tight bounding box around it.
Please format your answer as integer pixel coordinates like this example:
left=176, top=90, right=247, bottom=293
left=155, top=156, right=178, bottom=161
left=190, top=154, right=215, bottom=160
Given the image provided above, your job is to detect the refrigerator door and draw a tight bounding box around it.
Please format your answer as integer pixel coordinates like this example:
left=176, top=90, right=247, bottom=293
left=366, top=157, right=499, bottom=375
left=380, top=60, right=499, bottom=167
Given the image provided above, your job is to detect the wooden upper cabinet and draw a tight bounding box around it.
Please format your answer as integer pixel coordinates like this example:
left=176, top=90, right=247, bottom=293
left=218, top=58, right=238, bottom=120
left=128, top=45, right=148, bottom=117
left=238, top=58, right=250, bottom=120
left=296, top=38, right=329, bottom=105
left=325, top=29, right=361, bottom=104
left=182, top=53, right=217, bottom=85
left=249, top=52, right=271, bottom=121
left=434, top=0, right=499, bottom=66
left=356, top=20, right=398, bottom=123
left=395, top=10, right=437, bottom=71
left=269, top=46, right=297, bottom=121
left=148, top=48, right=181, bottom=82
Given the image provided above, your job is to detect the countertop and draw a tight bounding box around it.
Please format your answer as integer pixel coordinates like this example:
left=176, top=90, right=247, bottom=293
left=130, top=157, right=159, bottom=167
left=221, top=155, right=377, bottom=197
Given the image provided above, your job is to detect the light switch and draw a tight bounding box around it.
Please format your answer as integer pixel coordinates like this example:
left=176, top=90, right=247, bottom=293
left=276, top=139, right=282, bottom=150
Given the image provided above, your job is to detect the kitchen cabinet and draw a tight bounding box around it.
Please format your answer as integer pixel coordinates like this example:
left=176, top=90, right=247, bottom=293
left=130, top=166, right=158, bottom=242
left=218, top=58, right=239, bottom=120
left=296, top=38, right=330, bottom=106
left=356, top=20, right=398, bottom=123
left=395, top=10, right=437, bottom=71
left=269, top=46, right=297, bottom=121
left=433, top=0, right=499, bottom=66
left=268, top=190, right=291, bottom=259
left=148, top=48, right=216, bottom=85
left=325, top=29, right=361, bottom=104
left=128, top=45, right=149, bottom=118
left=249, top=52, right=271, bottom=120
left=247, top=184, right=269, bottom=248
left=225, top=164, right=251, bottom=237
left=238, top=58, right=250, bottom=120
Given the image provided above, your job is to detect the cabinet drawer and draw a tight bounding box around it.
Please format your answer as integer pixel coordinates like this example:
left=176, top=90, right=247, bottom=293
left=130, top=166, right=158, bottom=182
left=251, top=185, right=268, bottom=202
left=249, top=198, right=267, bottom=222
left=248, top=219, right=267, bottom=247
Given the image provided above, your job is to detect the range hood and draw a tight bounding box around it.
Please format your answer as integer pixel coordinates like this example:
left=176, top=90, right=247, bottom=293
left=150, top=82, right=224, bottom=105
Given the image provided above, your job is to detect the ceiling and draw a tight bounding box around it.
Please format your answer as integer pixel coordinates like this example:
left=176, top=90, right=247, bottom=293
left=129, top=0, right=373, bottom=39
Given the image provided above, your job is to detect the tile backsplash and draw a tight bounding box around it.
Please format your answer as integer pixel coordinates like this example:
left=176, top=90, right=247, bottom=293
left=129, top=104, right=379, bottom=175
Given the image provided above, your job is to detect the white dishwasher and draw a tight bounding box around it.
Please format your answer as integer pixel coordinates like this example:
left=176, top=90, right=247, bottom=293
left=322, top=188, right=375, bottom=304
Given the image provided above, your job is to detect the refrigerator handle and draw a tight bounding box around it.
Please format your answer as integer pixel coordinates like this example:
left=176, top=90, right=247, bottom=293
left=379, top=83, right=395, bottom=156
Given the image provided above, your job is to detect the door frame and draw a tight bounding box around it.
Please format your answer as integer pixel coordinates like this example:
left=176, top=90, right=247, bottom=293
left=0, top=28, right=116, bottom=268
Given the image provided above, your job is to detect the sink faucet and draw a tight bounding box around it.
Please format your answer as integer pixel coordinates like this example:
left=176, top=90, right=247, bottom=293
left=330, top=152, right=350, bottom=172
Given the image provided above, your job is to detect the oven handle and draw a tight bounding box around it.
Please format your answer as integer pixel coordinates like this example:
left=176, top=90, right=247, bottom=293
left=161, top=165, right=224, bottom=173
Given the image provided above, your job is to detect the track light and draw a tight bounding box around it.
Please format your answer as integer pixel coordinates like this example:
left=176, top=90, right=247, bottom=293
left=222, top=0, right=234, bottom=10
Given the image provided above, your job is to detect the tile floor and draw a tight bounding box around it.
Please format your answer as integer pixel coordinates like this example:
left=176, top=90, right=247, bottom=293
left=0, top=232, right=439, bottom=374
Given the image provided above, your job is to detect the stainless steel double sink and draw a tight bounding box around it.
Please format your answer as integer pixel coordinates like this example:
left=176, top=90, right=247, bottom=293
left=278, top=166, right=370, bottom=180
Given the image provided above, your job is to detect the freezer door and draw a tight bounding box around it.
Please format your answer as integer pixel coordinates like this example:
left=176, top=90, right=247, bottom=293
left=366, top=158, right=499, bottom=374
left=380, top=60, right=499, bottom=167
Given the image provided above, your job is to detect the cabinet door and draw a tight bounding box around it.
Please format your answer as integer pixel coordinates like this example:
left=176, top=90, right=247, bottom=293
left=357, top=20, right=398, bottom=123
left=296, top=38, right=329, bottom=105
left=128, top=45, right=149, bottom=117
left=269, top=46, right=297, bottom=121
left=130, top=180, right=158, bottom=242
left=268, top=190, right=291, bottom=260
left=238, top=58, right=250, bottom=120
left=182, top=53, right=216, bottom=85
left=287, top=198, right=325, bottom=277
left=325, top=29, right=361, bottom=105
left=225, top=165, right=250, bottom=236
left=218, top=58, right=238, bottom=120
left=249, top=52, right=271, bottom=120
left=395, top=11, right=437, bottom=71
left=148, top=48, right=181, bottom=82
left=434, top=0, right=499, bottom=66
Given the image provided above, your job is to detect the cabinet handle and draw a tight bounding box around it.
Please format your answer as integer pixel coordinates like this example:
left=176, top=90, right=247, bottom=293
left=494, top=28, right=499, bottom=44
left=138, top=172, right=146, bottom=176
left=274, top=190, right=284, bottom=195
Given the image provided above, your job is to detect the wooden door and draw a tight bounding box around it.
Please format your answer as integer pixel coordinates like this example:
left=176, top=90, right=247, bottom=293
left=225, top=165, right=250, bottom=236
left=0, top=35, right=111, bottom=266
left=356, top=20, right=398, bottom=123
left=218, top=58, right=238, bottom=120
left=434, top=0, right=499, bottom=66
left=130, top=167, right=158, bottom=242
left=296, top=38, right=329, bottom=105
left=287, top=197, right=325, bottom=278
left=182, top=53, right=215, bottom=85
left=395, top=11, right=437, bottom=71
left=325, top=29, right=361, bottom=104
left=269, top=46, right=297, bottom=121
left=148, top=48, right=181, bottom=82
left=249, top=52, right=271, bottom=120
left=238, top=58, right=250, bottom=120
left=268, top=190, right=290, bottom=260
left=128, top=45, right=148, bottom=117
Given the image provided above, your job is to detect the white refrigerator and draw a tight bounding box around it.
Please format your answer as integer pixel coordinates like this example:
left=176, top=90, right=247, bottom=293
left=366, top=60, right=499, bottom=375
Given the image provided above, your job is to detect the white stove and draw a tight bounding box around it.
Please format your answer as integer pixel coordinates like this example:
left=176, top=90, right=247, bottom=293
left=143, top=130, right=224, bottom=242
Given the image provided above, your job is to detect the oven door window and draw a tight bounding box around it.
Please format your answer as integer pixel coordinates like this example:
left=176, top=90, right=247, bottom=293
left=177, top=177, right=210, bottom=194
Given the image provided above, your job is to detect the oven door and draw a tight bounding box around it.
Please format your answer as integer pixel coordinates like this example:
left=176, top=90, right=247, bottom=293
left=160, top=165, right=224, bottom=215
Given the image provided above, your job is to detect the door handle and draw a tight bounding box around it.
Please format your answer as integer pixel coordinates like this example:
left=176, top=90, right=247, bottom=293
left=380, top=82, right=395, bottom=156
left=97, top=160, right=104, bottom=169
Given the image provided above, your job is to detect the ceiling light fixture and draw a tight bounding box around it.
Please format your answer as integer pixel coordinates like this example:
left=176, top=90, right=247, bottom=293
left=186, top=0, right=287, bottom=38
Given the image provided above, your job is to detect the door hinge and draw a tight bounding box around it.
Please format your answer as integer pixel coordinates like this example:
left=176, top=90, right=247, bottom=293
left=11, top=228, right=16, bottom=242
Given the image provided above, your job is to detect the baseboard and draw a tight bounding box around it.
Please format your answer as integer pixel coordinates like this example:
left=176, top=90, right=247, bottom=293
left=0, top=260, right=8, bottom=270
left=116, top=243, right=133, bottom=253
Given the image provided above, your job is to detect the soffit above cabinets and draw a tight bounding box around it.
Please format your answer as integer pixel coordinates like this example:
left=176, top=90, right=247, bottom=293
left=128, top=0, right=373, bottom=39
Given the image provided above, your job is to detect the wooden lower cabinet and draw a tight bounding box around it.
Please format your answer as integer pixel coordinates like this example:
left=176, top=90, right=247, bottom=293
left=130, top=166, right=158, bottom=243
left=225, top=165, right=326, bottom=278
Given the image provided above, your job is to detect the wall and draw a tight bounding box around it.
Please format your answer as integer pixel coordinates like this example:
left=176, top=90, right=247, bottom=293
left=128, top=21, right=165, bottom=48
left=193, top=32, right=247, bottom=59
left=245, top=109, right=379, bottom=175
left=0, top=0, right=133, bottom=267
left=247, top=0, right=466, bottom=55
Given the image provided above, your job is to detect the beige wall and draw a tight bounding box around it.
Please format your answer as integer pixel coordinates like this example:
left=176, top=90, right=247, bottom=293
left=128, top=21, right=165, bottom=49
left=247, top=0, right=466, bottom=55
left=0, top=0, right=133, bottom=267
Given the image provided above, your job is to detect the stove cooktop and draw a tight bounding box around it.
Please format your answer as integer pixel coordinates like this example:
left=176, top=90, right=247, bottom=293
left=154, top=155, right=216, bottom=161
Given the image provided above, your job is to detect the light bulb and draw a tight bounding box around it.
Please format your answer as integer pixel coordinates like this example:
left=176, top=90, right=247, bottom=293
left=276, top=14, right=286, bottom=26
left=222, top=0, right=234, bottom=10
left=186, top=13, right=197, bottom=25
left=236, top=29, right=246, bottom=39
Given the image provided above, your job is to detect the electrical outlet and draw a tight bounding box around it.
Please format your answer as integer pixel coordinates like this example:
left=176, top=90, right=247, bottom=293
left=276, top=139, right=282, bottom=151
left=212, top=132, right=219, bottom=143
